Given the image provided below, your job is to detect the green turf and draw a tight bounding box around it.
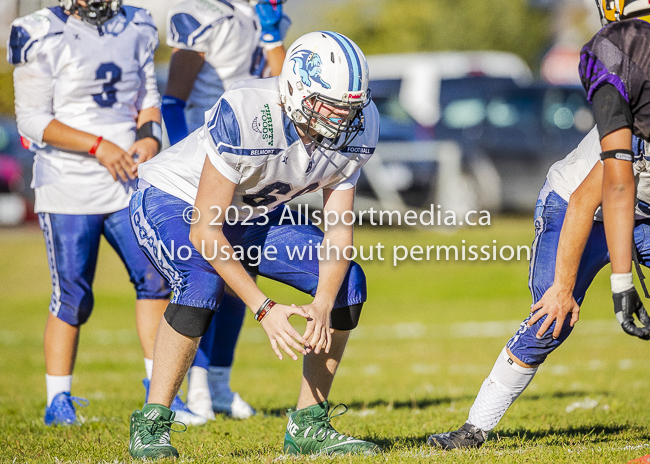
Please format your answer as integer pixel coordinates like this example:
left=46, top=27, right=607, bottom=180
left=2, top=217, right=650, bottom=463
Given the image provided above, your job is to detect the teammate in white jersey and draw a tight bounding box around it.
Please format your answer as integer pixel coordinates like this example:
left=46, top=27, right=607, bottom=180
left=7, top=0, right=201, bottom=426
left=160, top=0, right=290, bottom=421
left=128, top=31, right=382, bottom=459
left=427, top=127, right=650, bottom=449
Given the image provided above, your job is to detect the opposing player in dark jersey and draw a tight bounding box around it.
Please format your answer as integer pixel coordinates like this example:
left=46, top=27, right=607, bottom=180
left=426, top=0, right=650, bottom=450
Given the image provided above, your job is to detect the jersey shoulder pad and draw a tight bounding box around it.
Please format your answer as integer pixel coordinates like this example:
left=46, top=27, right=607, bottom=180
left=167, top=0, right=234, bottom=48
left=8, top=7, right=66, bottom=66
left=206, top=96, right=243, bottom=152
left=209, top=80, right=284, bottom=154
left=123, top=6, right=157, bottom=31
left=580, top=19, right=650, bottom=102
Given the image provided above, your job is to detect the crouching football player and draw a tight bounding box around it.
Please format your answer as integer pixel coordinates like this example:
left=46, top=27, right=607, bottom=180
left=127, top=31, right=382, bottom=458
left=161, top=0, right=291, bottom=421
left=428, top=0, right=650, bottom=449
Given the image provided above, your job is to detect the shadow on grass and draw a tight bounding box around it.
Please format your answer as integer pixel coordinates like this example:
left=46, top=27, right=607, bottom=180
left=519, top=390, right=612, bottom=402
left=259, top=395, right=477, bottom=417
left=494, top=424, right=640, bottom=439
left=258, top=390, right=598, bottom=417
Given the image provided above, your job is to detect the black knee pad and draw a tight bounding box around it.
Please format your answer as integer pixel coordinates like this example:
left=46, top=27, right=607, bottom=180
left=331, top=303, right=363, bottom=331
left=164, top=303, right=215, bottom=337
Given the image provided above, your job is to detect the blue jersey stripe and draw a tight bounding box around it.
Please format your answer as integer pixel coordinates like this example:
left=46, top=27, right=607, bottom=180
left=320, top=31, right=361, bottom=91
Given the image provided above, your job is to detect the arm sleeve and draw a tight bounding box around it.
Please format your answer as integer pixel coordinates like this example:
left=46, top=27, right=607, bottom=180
left=13, top=55, right=54, bottom=144
left=136, top=60, right=161, bottom=112
left=134, top=9, right=160, bottom=111
left=591, top=83, right=633, bottom=140
left=161, top=96, right=189, bottom=145
left=202, top=98, right=244, bottom=184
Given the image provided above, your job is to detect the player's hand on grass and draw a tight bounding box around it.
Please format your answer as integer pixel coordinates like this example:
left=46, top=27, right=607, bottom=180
left=528, top=284, right=580, bottom=339
left=613, top=286, right=650, bottom=340
left=260, top=303, right=311, bottom=360
left=128, top=138, right=159, bottom=174
left=95, top=139, right=135, bottom=182
left=300, top=301, right=333, bottom=355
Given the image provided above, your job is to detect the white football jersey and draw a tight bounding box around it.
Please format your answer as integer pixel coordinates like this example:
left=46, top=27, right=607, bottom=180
left=546, top=125, right=650, bottom=220
left=140, top=77, right=379, bottom=219
left=166, top=0, right=290, bottom=131
left=8, top=6, right=160, bottom=214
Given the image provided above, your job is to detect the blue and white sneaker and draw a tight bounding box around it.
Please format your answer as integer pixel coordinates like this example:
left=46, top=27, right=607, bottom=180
left=142, top=379, right=207, bottom=426
left=44, top=392, right=88, bottom=426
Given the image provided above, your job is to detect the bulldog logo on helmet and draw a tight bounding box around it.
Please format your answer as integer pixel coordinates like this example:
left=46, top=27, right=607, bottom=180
left=290, top=50, right=331, bottom=90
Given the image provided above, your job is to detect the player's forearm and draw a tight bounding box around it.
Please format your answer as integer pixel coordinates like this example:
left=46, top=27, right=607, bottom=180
left=265, top=45, right=286, bottom=77
left=313, top=227, right=353, bottom=308
left=554, top=164, right=603, bottom=291
left=137, top=106, right=161, bottom=126
left=602, top=161, right=635, bottom=274
left=164, top=49, right=205, bottom=101
left=42, top=119, right=103, bottom=153
left=600, top=128, right=635, bottom=274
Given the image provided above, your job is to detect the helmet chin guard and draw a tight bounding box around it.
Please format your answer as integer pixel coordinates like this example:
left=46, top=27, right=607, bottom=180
left=279, top=31, right=371, bottom=151
left=58, top=0, right=122, bottom=26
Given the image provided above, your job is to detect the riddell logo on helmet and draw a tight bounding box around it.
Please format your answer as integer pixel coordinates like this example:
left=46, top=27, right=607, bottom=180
left=348, top=93, right=363, bottom=100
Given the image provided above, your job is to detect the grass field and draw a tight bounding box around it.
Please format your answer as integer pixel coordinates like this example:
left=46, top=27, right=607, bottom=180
left=2, top=216, right=650, bottom=463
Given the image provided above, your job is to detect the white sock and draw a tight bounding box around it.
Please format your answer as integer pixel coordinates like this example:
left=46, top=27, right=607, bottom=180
left=208, top=366, right=232, bottom=397
left=467, top=348, right=538, bottom=432
left=188, top=366, right=209, bottom=392
left=46, top=374, right=72, bottom=407
left=144, top=358, right=154, bottom=380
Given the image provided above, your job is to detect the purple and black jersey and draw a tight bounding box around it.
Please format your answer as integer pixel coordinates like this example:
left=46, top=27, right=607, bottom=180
left=580, top=19, right=650, bottom=141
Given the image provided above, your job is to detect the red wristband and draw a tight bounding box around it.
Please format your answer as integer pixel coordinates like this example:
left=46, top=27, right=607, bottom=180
left=89, top=136, right=103, bottom=156
left=256, top=300, right=276, bottom=322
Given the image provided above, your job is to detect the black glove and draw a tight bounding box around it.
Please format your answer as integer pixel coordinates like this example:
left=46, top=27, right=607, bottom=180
left=613, top=287, right=650, bottom=340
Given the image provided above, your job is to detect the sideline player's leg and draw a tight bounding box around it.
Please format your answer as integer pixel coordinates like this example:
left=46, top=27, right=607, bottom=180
left=427, top=189, right=610, bottom=449
left=240, top=209, right=381, bottom=455
left=186, top=288, right=254, bottom=420
left=40, top=213, right=100, bottom=425
left=106, top=206, right=206, bottom=427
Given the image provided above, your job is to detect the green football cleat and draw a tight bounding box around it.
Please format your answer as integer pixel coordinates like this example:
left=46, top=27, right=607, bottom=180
left=129, top=403, right=186, bottom=460
left=283, top=401, right=382, bottom=456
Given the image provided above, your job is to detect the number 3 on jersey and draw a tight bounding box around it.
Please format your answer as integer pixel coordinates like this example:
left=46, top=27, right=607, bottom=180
left=93, top=62, right=122, bottom=108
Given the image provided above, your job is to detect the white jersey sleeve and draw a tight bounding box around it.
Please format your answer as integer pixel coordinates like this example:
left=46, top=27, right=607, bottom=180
left=166, top=0, right=233, bottom=53
left=131, top=8, right=160, bottom=111
left=545, top=126, right=601, bottom=202
left=8, top=9, right=65, bottom=143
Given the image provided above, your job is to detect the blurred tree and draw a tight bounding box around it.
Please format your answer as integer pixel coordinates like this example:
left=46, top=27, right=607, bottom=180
left=325, top=0, right=551, bottom=67
left=0, top=71, right=15, bottom=116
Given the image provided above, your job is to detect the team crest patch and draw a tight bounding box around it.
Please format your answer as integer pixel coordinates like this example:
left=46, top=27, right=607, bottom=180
left=291, top=50, right=331, bottom=89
